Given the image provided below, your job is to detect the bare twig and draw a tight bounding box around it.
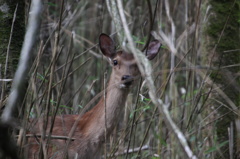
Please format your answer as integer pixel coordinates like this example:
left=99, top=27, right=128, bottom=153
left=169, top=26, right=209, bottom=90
left=16, top=134, right=76, bottom=141
left=0, top=79, right=13, bottom=82
left=105, top=0, right=124, bottom=43
left=115, top=0, right=197, bottom=158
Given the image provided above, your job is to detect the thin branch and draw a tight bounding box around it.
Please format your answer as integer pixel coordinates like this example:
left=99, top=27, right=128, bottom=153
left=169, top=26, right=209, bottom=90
left=115, top=0, right=197, bottom=158
left=16, top=134, right=76, bottom=141
left=0, top=79, right=13, bottom=82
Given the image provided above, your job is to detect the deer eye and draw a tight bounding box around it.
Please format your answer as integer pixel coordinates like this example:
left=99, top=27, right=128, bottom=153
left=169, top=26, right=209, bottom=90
left=113, top=60, right=118, bottom=66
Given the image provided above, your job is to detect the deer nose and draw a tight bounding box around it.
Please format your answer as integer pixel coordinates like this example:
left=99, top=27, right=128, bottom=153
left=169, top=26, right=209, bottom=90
left=121, top=75, right=134, bottom=87
left=122, top=75, right=131, bottom=81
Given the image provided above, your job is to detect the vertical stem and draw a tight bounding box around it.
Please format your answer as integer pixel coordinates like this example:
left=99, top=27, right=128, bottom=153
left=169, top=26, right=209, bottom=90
left=105, top=0, right=124, bottom=43
left=0, top=4, right=18, bottom=108
left=115, top=0, right=197, bottom=158
left=104, top=71, right=107, bottom=159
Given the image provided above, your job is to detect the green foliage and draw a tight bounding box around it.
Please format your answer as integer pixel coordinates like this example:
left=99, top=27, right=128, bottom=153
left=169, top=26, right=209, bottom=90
left=45, top=2, right=57, bottom=7
left=129, top=96, right=151, bottom=118
left=129, top=104, right=150, bottom=119
left=132, top=35, right=146, bottom=45
left=37, top=72, right=47, bottom=82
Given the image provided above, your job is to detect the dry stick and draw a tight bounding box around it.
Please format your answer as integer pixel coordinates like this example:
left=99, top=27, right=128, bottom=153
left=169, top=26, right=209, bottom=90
left=116, top=145, right=149, bottom=157
left=125, top=78, right=142, bottom=158
left=31, top=46, right=64, bottom=119
left=0, top=4, right=18, bottom=107
left=187, top=0, right=202, bottom=115
left=23, top=26, right=57, bottom=112
left=28, top=40, right=44, bottom=74
left=114, top=94, right=234, bottom=158
left=155, top=23, right=239, bottom=157
left=113, top=76, right=215, bottom=157
left=47, top=34, right=75, bottom=147
left=114, top=98, right=232, bottom=157
left=40, top=32, right=59, bottom=159
left=27, top=41, right=44, bottom=119
left=141, top=0, right=159, bottom=52
left=36, top=29, right=63, bottom=159
left=115, top=0, right=197, bottom=158
left=187, top=0, right=238, bottom=128
left=0, top=79, right=12, bottom=82
left=18, top=41, right=44, bottom=133
left=53, top=57, right=91, bottom=88
left=154, top=32, right=239, bottom=116
left=108, top=128, right=132, bottom=157
left=45, top=0, right=65, bottom=123
left=105, top=0, right=124, bottom=43
left=17, top=134, right=76, bottom=141
left=56, top=43, right=97, bottom=71
left=104, top=71, right=107, bottom=159
left=26, top=10, right=64, bottom=86
left=184, top=0, right=202, bottom=128
left=141, top=0, right=153, bottom=52
left=32, top=50, right=87, bottom=107
left=39, top=0, right=65, bottom=153
left=123, top=49, right=213, bottom=156
left=18, top=42, right=45, bottom=157
left=28, top=56, right=90, bottom=120
left=164, top=2, right=177, bottom=143
left=136, top=50, right=191, bottom=157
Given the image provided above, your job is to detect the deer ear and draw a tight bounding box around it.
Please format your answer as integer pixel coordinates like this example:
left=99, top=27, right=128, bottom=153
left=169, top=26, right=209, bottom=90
left=145, top=40, right=162, bottom=60
left=99, top=33, right=116, bottom=58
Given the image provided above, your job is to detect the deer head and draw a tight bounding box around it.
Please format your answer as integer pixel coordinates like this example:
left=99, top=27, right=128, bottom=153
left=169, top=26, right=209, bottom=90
left=99, top=33, right=161, bottom=89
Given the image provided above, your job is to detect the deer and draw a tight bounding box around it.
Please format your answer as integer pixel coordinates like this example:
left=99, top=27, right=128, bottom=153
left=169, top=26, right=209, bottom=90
left=26, top=33, right=161, bottom=159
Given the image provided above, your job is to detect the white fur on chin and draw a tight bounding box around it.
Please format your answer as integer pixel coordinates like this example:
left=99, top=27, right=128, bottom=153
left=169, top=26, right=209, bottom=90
left=119, top=84, right=131, bottom=89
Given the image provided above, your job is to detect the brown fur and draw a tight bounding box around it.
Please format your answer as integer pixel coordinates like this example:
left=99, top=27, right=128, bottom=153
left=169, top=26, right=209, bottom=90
left=26, top=34, right=161, bottom=159
left=27, top=55, right=136, bottom=159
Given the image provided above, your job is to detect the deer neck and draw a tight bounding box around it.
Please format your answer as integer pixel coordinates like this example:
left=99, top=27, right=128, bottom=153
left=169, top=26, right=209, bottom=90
left=83, top=72, right=130, bottom=139
left=104, top=73, right=130, bottom=125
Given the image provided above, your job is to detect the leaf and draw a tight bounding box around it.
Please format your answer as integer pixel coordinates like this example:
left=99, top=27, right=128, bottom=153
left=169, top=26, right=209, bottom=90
left=143, top=105, right=150, bottom=111
left=37, top=73, right=45, bottom=80
left=132, top=35, right=145, bottom=45
left=135, top=41, right=145, bottom=45
left=161, top=45, right=167, bottom=49
left=77, top=105, right=83, bottom=109
left=46, top=2, right=57, bottom=7
left=143, top=97, right=151, bottom=102
left=60, top=105, right=73, bottom=110
left=50, top=99, right=57, bottom=105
